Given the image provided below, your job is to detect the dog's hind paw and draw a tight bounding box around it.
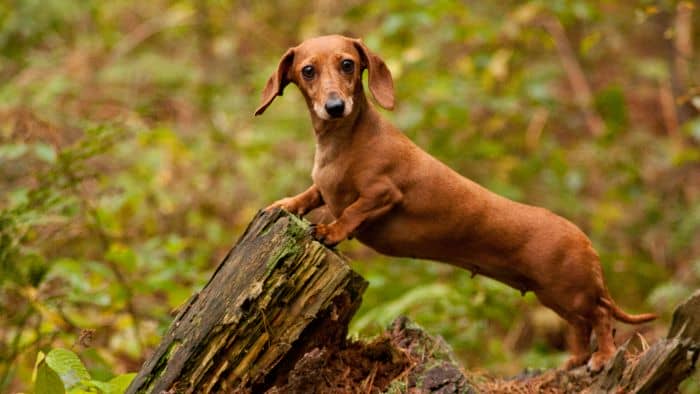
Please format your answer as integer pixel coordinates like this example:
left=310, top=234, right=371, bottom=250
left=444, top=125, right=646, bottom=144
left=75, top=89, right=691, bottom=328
left=586, top=351, right=613, bottom=373
left=563, top=354, right=589, bottom=370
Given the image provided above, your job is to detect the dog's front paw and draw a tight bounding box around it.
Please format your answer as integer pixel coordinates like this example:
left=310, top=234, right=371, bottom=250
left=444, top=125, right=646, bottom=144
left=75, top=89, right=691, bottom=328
left=265, top=197, right=300, bottom=215
left=309, top=223, right=346, bottom=247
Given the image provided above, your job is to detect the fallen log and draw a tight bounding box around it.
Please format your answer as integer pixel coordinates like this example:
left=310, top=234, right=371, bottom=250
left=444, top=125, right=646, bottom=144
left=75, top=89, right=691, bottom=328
left=126, top=208, right=368, bottom=393
left=127, top=208, right=700, bottom=393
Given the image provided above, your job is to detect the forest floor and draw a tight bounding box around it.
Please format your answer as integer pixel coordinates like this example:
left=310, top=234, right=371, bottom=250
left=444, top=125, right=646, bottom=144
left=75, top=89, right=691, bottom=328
left=266, top=316, right=602, bottom=394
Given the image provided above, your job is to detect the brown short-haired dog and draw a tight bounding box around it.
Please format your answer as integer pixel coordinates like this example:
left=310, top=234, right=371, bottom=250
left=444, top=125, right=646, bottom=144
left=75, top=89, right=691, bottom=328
left=256, top=35, right=655, bottom=371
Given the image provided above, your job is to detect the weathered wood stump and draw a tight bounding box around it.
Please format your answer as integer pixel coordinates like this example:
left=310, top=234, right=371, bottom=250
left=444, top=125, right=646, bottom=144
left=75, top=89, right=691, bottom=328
left=127, top=207, right=700, bottom=393
left=126, top=208, right=368, bottom=393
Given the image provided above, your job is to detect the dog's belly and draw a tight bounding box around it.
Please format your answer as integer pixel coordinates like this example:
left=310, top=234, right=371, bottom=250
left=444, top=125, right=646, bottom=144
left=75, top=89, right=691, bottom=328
left=350, top=189, right=595, bottom=296
left=355, top=214, right=539, bottom=293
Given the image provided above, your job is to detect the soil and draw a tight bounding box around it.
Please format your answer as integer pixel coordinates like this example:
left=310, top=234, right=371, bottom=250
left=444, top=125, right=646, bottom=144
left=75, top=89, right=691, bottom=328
left=266, top=316, right=474, bottom=394
left=473, top=368, right=594, bottom=394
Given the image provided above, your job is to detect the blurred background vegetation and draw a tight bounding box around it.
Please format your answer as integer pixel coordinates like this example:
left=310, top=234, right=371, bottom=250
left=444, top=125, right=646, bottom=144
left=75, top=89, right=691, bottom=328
left=1, top=0, right=699, bottom=392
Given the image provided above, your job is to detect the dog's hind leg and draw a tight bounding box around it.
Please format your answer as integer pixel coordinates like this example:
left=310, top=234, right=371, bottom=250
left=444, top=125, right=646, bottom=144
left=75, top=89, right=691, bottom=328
left=563, top=321, right=592, bottom=369
left=587, top=305, right=615, bottom=372
left=535, top=288, right=593, bottom=370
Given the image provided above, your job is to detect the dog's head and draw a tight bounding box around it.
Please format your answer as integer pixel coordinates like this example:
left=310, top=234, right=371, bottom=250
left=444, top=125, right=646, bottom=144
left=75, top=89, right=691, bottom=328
left=254, top=35, right=394, bottom=119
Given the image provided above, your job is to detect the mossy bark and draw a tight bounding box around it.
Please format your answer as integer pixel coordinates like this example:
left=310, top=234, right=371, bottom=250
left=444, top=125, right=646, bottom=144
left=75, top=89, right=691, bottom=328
left=125, top=208, right=367, bottom=394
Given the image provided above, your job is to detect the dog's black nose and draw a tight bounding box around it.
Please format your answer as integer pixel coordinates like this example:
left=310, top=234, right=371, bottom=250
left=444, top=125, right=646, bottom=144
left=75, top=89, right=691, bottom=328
left=324, top=98, right=345, bottom=118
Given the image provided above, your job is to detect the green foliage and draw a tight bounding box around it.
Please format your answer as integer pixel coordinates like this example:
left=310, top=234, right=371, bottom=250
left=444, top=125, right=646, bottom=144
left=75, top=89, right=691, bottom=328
left=34, top=348, right=134, bottom=394
left=44, top=349, right=91, bottom=387
left=0, top=0, right=698, bottom=391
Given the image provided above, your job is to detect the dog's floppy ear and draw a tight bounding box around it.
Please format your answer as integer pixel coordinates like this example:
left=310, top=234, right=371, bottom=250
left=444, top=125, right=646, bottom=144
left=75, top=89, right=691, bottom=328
left=255, top=48, right=295, bottom=116
left=352, top=39, right=395, bottom=110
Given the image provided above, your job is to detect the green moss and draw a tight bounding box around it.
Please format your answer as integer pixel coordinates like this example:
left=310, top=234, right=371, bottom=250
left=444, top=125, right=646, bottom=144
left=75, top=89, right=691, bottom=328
left=383, top=379, right=407, bottom=394
left=262, top=212, right=310, bottom=276
left=284, top=213, right=310, bottom=241
left=264, top=242, right=300, bottom=277
left=140, top=340, right=181, bottom=393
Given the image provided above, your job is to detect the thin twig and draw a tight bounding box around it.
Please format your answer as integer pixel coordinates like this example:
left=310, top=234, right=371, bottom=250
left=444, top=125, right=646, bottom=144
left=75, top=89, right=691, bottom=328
left=672, top=1, right=695, bottom=125
left=108, top=7, right=194, bottom=64
left=541, top=16, right=605, bottom=137
left=525, top=108, right=549, bottom=151
left=659, top=80, right=680, bottom=140
left=0, top=307, right=33, bottom=390
left=362, top=363, right=378, bottom=394
left=674, top=2, right=693, bottom=93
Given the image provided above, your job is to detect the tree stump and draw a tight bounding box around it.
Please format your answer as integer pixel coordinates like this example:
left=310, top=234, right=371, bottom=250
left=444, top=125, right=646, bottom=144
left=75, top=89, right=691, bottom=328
left=126, top=208, right=368, bottom=393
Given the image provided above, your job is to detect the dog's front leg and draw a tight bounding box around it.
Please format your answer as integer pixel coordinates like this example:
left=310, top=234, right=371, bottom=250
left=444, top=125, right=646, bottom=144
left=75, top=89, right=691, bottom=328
left=311, top=180, right=402, bottom=246
left=265, top=184, right=324, bottom=216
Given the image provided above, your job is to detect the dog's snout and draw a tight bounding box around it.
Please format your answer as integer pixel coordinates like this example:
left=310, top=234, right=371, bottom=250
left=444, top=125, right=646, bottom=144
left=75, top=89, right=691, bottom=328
left=324, top=97, right=345, bottom=118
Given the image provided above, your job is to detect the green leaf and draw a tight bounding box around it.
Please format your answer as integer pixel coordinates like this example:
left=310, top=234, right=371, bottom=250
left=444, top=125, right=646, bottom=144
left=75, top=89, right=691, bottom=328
left=649, top=282, right=692, bottom=312
left=107, top=373, right=136, bottom=394
left=45, top=348, right=91, bottom=389
left=78, top=373, right=135, bottom=394
left=595, top=85, right=627, bottom=133
left=0, top=143, right=28, bottom=160
left=685, top=118, right=700, bottom=143
left=35, top=362, right=66, bottom=394
left=35, top=143, right=58, bottom=163
left=66, top=387, right=94, bottom=394
left=105, top=243, right=138, bottom=271
left=352, top=283, right=451, bottom=332
left=82, top=380, right=112, bottom=393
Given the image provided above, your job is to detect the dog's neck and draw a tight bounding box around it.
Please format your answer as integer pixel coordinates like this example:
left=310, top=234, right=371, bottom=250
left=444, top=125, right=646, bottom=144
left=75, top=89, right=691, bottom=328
left=310, top=90, right=382, bottom=170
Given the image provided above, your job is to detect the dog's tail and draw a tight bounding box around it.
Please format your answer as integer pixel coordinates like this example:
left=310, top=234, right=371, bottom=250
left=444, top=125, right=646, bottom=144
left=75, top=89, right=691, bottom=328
left=599, top=296, right=657, bottom=324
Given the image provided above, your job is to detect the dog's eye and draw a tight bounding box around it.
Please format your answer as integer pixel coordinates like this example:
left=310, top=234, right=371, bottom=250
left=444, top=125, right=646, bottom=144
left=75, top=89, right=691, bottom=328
left=301, top=65, right=315, bottom=80
left=341, top=59, right=354, bottom=74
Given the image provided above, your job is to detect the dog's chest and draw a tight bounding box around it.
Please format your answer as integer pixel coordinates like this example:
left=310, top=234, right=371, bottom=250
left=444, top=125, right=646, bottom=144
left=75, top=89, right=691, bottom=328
left=312, top=149, right=357, bottom=217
